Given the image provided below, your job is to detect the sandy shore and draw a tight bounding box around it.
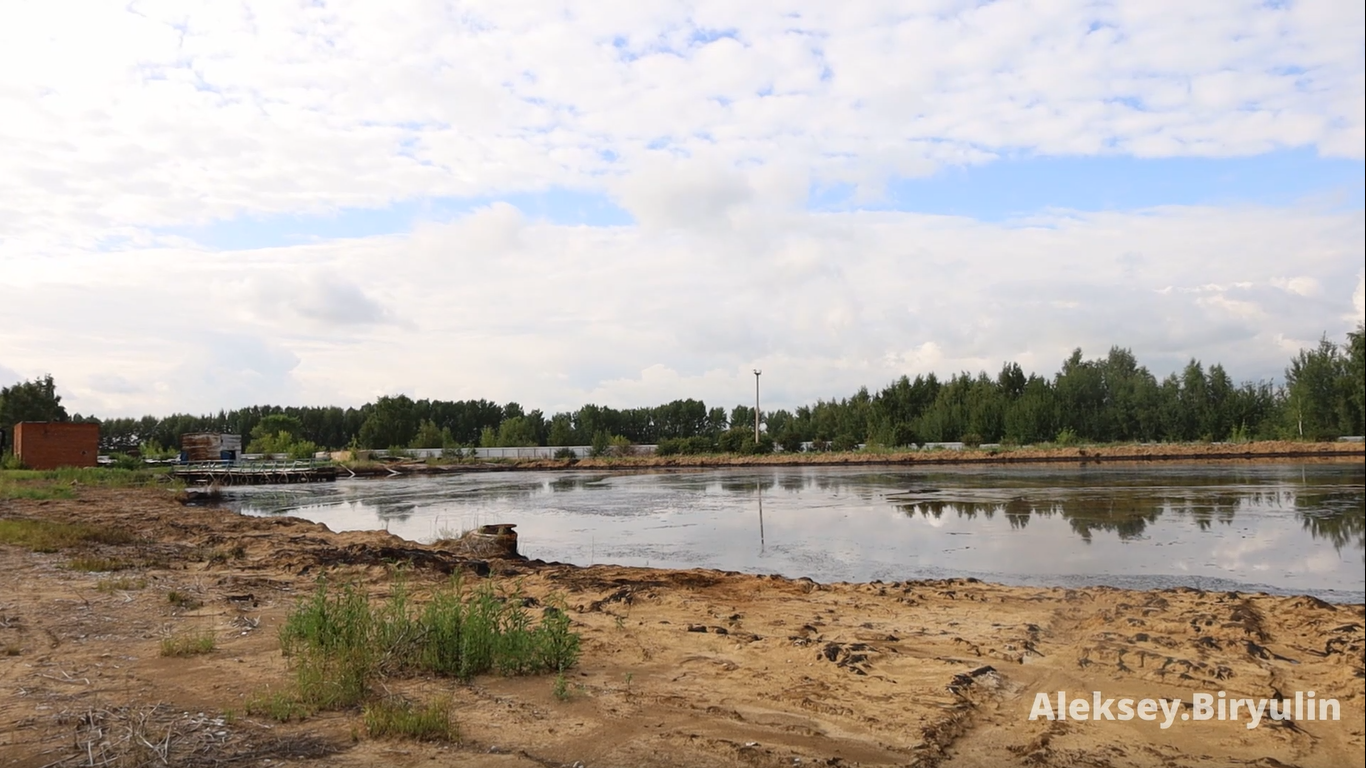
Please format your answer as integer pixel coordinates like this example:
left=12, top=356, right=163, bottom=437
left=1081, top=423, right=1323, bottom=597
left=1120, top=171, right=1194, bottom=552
left=1, top=486, right=1363, bottom=768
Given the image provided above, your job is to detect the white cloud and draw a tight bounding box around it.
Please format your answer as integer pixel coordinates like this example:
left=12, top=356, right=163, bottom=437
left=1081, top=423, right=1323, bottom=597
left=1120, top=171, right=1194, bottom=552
left=2, top=1, right=1362, bottom=416
left=1273, top=276, right=1323, bottom=297
left=2, top=0, right=1364, bottom=252
left=3, top=203, right=1361, bottom=416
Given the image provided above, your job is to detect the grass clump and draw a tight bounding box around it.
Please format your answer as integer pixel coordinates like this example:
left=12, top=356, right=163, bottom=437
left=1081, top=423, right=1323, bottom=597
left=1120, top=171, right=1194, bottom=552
left=363, top=697, right=457, bottom=742
left=67, top=556, right=130, bottom=572
left=160, top=629, right=216, bottom=657
left=96, top=576, right=149, bottom=592
left=272, top=576, right=581, bottom=715
left=0, top=519, right=135, bottom=552
left=244, top=689, right=315, bottom=722
left=167, top=591, right=203, bottom=610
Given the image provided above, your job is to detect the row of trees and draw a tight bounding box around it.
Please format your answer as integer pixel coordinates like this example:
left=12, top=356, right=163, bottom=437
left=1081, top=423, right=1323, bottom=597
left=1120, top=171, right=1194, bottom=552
left=2, top=326, right=1362, bottom=457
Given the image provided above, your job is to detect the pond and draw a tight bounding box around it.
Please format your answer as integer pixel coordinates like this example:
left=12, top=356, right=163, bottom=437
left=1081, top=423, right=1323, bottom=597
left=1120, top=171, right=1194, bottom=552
left=223, top=462, right=1365, bottom=602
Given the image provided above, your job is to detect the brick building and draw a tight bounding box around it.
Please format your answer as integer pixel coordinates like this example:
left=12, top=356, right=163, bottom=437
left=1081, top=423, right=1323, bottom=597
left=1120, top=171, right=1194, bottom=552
left=13, top=422, right=100, bottom=470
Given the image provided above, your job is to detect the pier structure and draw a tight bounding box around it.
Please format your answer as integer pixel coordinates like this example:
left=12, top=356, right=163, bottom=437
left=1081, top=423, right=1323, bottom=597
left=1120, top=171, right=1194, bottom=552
left=171, top=460, right=338, bottom=485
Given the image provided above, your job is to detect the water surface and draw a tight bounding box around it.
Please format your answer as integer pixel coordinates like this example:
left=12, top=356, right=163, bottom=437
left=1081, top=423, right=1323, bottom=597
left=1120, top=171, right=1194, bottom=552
left=224, top=462, right=1365, bottom=601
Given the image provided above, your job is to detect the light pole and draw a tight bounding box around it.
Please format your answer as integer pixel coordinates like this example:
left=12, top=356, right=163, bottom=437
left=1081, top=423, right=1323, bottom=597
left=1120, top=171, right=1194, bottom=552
left=753, top=369, right=762, bottom=442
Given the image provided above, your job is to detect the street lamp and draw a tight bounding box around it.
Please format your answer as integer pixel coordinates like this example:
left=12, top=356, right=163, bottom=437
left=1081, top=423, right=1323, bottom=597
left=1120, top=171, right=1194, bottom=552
left=753, top=369, right=762, bottom=442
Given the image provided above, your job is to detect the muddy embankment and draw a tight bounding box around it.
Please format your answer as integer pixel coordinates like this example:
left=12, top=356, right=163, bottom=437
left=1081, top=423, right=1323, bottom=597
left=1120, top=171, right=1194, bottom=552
left=0, top=486, right=1363, bottom=768
left=343, top=439, right=1365, bottom=476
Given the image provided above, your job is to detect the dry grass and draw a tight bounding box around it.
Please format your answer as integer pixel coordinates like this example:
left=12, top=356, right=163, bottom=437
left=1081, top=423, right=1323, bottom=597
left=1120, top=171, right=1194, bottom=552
left=47, top=704, right=341, bottom=767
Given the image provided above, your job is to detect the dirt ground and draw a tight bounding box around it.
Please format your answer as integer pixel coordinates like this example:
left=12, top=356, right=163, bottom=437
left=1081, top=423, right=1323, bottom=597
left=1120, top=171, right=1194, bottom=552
left=1, top=485, right=1363, bottom=768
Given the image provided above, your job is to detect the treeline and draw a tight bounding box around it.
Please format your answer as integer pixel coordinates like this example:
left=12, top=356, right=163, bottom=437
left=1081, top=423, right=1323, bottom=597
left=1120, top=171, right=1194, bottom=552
left=2, top=326, right=1362, bottom=457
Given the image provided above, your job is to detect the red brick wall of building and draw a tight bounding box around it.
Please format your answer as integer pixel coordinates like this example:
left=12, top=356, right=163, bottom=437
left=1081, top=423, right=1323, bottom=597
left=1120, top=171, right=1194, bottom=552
left=13, top=422, right=100, bottom=470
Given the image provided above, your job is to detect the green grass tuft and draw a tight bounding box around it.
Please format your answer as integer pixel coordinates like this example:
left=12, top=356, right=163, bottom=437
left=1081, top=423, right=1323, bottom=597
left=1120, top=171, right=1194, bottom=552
left=167, top=590, right=203, bottom=610
left=363, top=697, right=457, bottom=742
left=244, top=690, right=315, bottom=722
left=67, top=556, right=130, bottom=572
left=265, top=575, right=582, bottom=717
left=0, top=519, right=136, bottom=551
left=97, top=576, right=149, bottom=592
left=160, top=629, right=216, bottom=657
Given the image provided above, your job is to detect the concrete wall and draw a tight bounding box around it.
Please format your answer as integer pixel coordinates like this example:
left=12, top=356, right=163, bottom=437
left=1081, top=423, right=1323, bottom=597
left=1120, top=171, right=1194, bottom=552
left=14, top=422, right=100, bottom=470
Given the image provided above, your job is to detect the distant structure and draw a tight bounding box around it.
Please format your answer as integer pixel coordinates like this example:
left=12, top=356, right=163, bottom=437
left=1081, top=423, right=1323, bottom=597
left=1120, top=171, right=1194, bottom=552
left=13, top=422, right=99, bottom=470
left=180, top=433, right=243, bottom=463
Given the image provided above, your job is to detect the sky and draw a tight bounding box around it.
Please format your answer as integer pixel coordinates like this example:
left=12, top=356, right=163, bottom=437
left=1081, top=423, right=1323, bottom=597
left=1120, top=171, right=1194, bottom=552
left=1, top=0, right=1363, bottom=418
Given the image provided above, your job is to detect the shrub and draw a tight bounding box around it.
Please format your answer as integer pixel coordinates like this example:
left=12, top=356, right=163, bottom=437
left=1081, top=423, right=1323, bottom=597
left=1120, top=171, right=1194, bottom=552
left=961, top=432, right=983, bottom=449
left=654, top=438, right=683, bottom=457
left=109, top=453, right=144, bottom=470
left=552, top=447, right=578, bottom=460
left=716, top=427, right=749, bottom=453
left=1054, top=428, right=1080, bottom=447
left=682, top=435, right=717, bottom=454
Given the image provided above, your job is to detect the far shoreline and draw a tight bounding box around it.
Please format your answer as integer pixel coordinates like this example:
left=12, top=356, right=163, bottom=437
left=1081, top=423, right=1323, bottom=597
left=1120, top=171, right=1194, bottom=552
left=342, top=438, right=1365, bottom=475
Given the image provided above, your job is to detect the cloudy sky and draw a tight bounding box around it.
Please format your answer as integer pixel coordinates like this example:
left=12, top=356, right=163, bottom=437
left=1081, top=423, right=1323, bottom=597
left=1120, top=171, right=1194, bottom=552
left=2, top=0, right=1363, bottom=418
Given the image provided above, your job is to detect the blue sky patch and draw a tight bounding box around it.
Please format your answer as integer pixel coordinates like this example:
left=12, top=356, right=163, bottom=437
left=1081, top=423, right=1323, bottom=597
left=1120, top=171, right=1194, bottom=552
left=165, top=188, right=635, bottom=251
left=164, top=150, right=1363, bottom=251
left=812, top=149, right=1365, bottom=220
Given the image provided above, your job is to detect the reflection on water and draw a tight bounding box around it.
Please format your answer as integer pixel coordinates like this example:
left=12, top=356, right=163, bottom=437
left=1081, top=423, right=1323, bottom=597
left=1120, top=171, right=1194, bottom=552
left=224, top=462, right=1365, bottom=602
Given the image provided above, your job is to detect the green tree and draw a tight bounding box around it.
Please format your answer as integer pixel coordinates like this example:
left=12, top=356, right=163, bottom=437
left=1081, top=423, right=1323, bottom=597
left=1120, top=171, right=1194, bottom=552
left=1345, top=323, right=1365, bottom=435
left=547, top=414, right=575, bottom=446
left=0, top=374, right=69, bottom=454
left=357, top=395, right=418, bottom=448
left=247, top=414, right=305, bottom=452
left=495, top=417, right=539, bottom=447
left=1285, top=336, right=1347, bottom=439
left=410, top=419, right=448, bottom=449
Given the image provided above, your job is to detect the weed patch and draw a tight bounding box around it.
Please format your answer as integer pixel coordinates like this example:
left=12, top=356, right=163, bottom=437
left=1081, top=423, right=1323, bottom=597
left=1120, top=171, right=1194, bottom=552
left=0, top=519, right=135, bottom=551
left=245, top=690, right=315, bottom=722
left=160, top=629, right=216, bottom=657
left=265, top=576, right=581, bottom=718
left=67, top=556, right=130, bottom=572
left=167, top=591, right=203, bottom=610
left=97, top=576, right=149, bottom=592
left=363, top=697, right=457, bottom=742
